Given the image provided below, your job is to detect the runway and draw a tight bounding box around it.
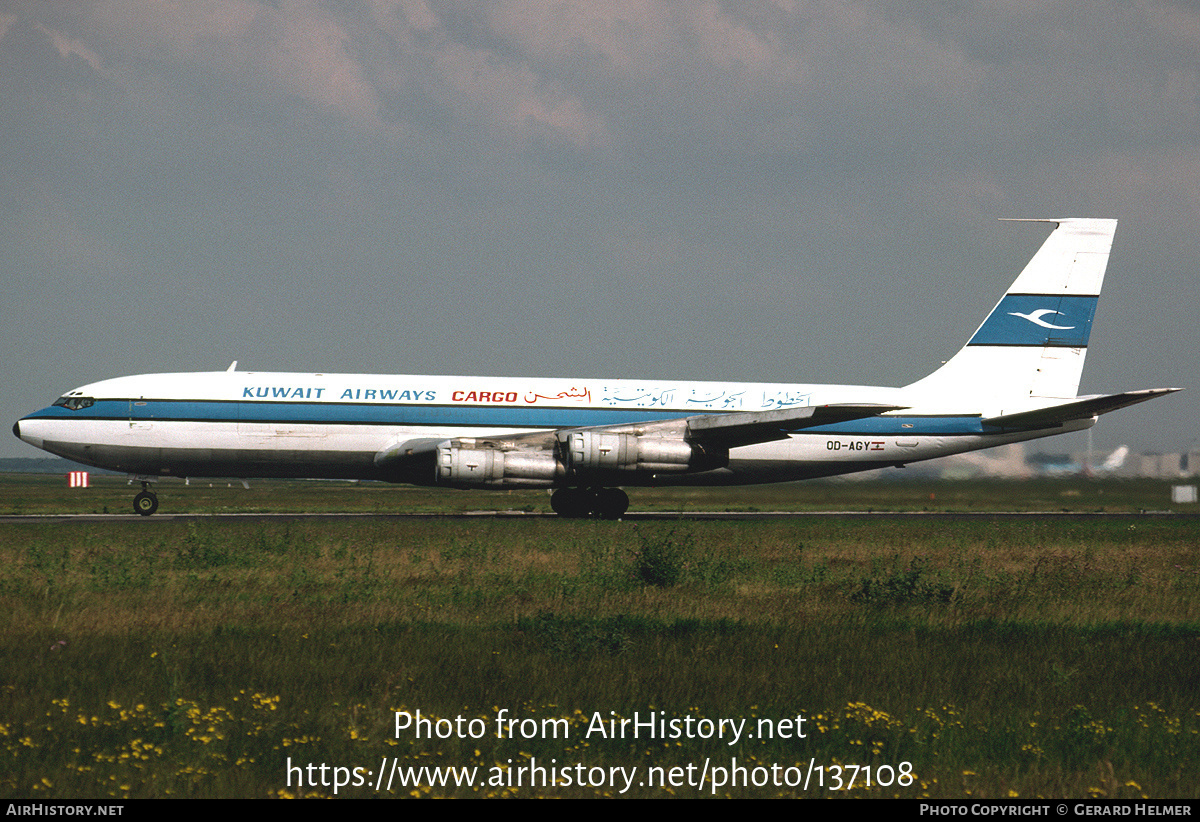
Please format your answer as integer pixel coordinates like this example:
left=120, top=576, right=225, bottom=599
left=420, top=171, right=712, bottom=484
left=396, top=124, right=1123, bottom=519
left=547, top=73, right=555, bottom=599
left=2, top=510, right=1196, bottom=523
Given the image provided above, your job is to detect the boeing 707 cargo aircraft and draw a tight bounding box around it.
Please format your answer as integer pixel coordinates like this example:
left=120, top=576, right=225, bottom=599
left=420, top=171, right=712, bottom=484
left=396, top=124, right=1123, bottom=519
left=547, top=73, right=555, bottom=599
left=13, top=219, right=1179, bottom=517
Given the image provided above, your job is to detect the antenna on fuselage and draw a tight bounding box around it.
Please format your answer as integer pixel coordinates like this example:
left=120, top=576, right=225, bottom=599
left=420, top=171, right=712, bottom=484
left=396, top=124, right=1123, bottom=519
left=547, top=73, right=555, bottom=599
left=226, top=361, right=238, bottom=372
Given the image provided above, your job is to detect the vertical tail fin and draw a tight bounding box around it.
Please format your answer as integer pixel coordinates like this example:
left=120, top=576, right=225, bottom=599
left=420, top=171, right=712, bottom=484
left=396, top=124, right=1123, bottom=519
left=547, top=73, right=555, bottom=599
left=904, top=219, right=1117, bottom=410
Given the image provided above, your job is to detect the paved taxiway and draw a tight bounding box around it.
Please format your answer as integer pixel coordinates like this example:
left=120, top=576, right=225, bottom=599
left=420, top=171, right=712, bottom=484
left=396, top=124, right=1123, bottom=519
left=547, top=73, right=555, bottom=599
left=2, top=511, right=1195, bottom=523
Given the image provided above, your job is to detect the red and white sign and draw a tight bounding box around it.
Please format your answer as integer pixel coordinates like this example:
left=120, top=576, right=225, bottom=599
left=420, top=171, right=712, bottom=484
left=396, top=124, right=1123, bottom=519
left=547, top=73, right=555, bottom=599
left=68, top=471, right=89, bottom=488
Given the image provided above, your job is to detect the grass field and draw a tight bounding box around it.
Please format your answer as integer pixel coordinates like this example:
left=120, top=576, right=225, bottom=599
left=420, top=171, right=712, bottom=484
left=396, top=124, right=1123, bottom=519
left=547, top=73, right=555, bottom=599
left=1, top=474, right=1197, bottom=798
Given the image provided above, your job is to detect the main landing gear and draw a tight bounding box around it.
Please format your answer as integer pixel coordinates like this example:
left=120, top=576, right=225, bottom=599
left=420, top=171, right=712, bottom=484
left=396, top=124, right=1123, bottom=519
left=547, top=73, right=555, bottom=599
left=550, top=487, right=629, bottom=519
left=132, top=482, right=158, bottom=516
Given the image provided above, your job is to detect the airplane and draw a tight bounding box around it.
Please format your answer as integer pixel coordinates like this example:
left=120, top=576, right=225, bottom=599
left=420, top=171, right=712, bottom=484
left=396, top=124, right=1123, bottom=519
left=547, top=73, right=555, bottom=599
left=1032, top=444, right=1132, bottom=477
left=12, top=219, right=1180, bottom=518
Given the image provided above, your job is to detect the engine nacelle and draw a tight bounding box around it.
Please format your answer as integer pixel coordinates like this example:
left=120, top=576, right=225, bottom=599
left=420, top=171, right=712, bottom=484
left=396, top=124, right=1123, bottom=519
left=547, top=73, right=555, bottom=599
left=561, top=431, right=705, bottom=478
left=435, top=441, right=558, bottom=487
left=434, top=432, right=721, bottom=488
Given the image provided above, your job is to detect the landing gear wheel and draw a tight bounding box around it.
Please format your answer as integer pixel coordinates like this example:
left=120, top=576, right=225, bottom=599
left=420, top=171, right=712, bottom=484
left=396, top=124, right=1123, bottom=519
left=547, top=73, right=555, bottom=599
left=551, top=487, right=590, bottom=518
left=551, top=487, right=628, bottom=519
left=595, top=487, right=629, bottom=519
left=133, top=490, right=158, bottom=516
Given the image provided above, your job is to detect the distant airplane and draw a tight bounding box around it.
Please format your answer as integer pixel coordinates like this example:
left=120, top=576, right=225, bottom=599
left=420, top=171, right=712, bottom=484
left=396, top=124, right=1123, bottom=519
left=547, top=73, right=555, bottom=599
left=1036, top=444, right=1132, bottom=477
left=1099, top=445, right=1131, bottom=473
left=13, top=219, right=1179, bottom=517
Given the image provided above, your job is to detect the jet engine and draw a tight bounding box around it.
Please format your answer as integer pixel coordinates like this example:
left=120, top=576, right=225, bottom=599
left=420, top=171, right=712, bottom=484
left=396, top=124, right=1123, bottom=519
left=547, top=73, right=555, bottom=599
left=435, top=441, right=558, bottom=487
left=432, top=430, right=722, bottom=488
left=561, top=431, right=703, bottom=476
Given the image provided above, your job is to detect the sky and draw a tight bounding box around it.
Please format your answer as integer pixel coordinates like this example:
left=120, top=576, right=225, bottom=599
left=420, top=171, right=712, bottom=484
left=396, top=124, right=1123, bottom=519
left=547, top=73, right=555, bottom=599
left=2, top=0, right=1196, bottom=460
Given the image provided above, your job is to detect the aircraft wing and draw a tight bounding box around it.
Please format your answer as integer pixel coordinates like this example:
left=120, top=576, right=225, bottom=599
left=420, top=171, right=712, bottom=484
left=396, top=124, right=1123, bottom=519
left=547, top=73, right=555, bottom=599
left=983, top=388, right=1182, bottom=429
left=684, top=403, right=905, bottom=448
left=374, top=403, right=904, bottom=475
left=526, top=402, right=904, bottom=449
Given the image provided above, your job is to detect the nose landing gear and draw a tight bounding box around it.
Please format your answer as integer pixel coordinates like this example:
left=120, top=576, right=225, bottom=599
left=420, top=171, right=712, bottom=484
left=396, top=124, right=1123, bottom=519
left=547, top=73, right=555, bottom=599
left=132, top=482, right=158, bottom=516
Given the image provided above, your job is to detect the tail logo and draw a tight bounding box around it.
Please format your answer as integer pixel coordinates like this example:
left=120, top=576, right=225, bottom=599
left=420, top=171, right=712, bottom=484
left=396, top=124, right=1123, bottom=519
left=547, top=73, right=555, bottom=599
left=969, top=294, right=1096, bottom=347
left=1007, top=308, right=1075, bottom=330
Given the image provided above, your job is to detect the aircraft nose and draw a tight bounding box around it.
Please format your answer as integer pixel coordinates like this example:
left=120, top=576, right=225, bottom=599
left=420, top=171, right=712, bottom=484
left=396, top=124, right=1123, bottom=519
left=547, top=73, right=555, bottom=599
left=13, top=418, right=43, bottom=449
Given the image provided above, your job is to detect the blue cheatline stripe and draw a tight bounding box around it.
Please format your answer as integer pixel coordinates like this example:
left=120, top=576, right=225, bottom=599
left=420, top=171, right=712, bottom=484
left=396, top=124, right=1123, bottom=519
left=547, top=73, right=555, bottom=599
left=26, top=399, right=1011, bottom=436
left=27, top=399, right=690, bottom=428
left=801, top=416, right=990, bottom=435
left=969, top=294, right=1097, bottom=347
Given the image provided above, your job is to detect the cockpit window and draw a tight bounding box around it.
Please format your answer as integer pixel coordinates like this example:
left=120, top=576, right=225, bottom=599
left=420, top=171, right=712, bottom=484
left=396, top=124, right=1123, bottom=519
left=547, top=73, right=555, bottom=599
left=52, top=396, right=94, bottom=410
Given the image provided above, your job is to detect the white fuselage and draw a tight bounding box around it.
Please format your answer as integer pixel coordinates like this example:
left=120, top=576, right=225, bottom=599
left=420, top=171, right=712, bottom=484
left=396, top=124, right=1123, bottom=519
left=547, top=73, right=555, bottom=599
left=14, top=369, right=1089, bottom=486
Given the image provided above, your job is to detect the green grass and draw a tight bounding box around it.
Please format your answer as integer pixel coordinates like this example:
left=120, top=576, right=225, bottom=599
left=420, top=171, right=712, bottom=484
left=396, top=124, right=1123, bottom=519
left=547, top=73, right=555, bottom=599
left=1, top=476, right=1198, bottom=798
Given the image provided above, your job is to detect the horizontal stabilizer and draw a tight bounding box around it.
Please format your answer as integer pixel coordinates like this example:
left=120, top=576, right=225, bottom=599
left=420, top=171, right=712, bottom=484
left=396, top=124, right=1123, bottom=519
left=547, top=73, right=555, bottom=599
left=687, top=403, right=904, bottom=448
left=983, top=388, right=1181, bottom=429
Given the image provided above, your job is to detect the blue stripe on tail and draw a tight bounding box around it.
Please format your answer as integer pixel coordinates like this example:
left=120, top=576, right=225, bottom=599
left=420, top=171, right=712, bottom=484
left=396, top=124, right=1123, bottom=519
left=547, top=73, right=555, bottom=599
left=968, top=294, right=1098, bottom=347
